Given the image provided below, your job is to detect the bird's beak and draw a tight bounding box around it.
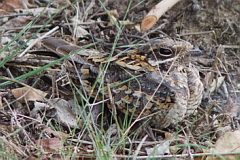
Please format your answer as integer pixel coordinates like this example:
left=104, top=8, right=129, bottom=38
left=188, top=47, right=202, bottom=54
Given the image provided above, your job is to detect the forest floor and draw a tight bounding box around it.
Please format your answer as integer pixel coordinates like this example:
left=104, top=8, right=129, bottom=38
left=0, top=0, right=239, bottom=159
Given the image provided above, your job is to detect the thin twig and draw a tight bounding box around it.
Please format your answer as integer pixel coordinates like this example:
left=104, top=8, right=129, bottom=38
left=0, top=13, right=33, bottom=19
left=3, top=97, right=35, bottom=146
left=179, top=31, right=215, bottom=36
left=0, top=24, right=52, bottom=31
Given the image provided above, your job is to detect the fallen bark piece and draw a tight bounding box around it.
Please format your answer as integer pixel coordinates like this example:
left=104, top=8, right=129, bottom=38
left=141, top=0, right=181, bottom=31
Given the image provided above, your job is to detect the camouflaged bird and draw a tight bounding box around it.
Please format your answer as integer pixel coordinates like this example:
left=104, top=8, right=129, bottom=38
left=42, top=37, right=204, bottom=128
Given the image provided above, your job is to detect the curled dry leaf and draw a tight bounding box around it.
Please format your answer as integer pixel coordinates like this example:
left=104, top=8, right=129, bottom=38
left=12, top=86, right=47, bottom=103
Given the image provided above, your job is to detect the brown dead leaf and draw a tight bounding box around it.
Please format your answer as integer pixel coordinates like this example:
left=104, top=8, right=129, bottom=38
left=164, top=132, right=174, bottom=139
left=45, top=127, right=69, bottom=140
left=12, top=87, right=47, bottom=103
left=206, top=130, right=240, bottom=160
left=0, top=0, right=22, bottom=14
left=35, top=138, right=63, bottom=152
left=0, top=0, right=35, bottom=14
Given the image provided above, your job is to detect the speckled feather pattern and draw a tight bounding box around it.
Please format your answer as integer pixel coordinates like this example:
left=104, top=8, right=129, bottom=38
left=42, top=37, right=204, bottom=128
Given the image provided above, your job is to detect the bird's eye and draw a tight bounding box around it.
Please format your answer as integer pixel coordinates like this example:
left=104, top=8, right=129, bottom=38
left=159, top=48, right=172, bottom=57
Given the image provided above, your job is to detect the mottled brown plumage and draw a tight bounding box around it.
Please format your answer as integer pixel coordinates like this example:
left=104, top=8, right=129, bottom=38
left=42, top=37, right=204, bottom=128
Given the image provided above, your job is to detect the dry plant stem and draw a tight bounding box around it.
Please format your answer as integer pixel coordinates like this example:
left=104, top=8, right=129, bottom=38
left=191, top=102, right=217, bottom=132
left=0, top=24, right=52, bottom=31
left=51, top=71, right=56, bottom=98
left=0, top=21, right=107, bottom=31
left=1, top=136, right=27, bottom=157
left=182, top=128, right=194, bottom=160
left=0, top=92, right=8, bottom=108
left=221, top=45, right=240, bottom=49
left=179, top=30, right=215, bottom=36
left=215, top=48, right=236, bottom=97
left=3, top=97, right=35, bottom=146
left=0, top=13, right=33, bottom=18
left=18, top=26, right=59, bottom=57
left=141, top=0, right=181, bottom=31
left=133, top=135, right=148, bottom=158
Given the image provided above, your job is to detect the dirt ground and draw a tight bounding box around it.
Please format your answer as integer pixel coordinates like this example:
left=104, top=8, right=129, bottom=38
left=0, top=0, right=239, bottom=159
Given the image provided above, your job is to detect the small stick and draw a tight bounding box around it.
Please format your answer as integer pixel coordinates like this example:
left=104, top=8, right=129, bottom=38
left=0, top=24, right=52, bottom=31
left=141, top=0, right=181, bottom=31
